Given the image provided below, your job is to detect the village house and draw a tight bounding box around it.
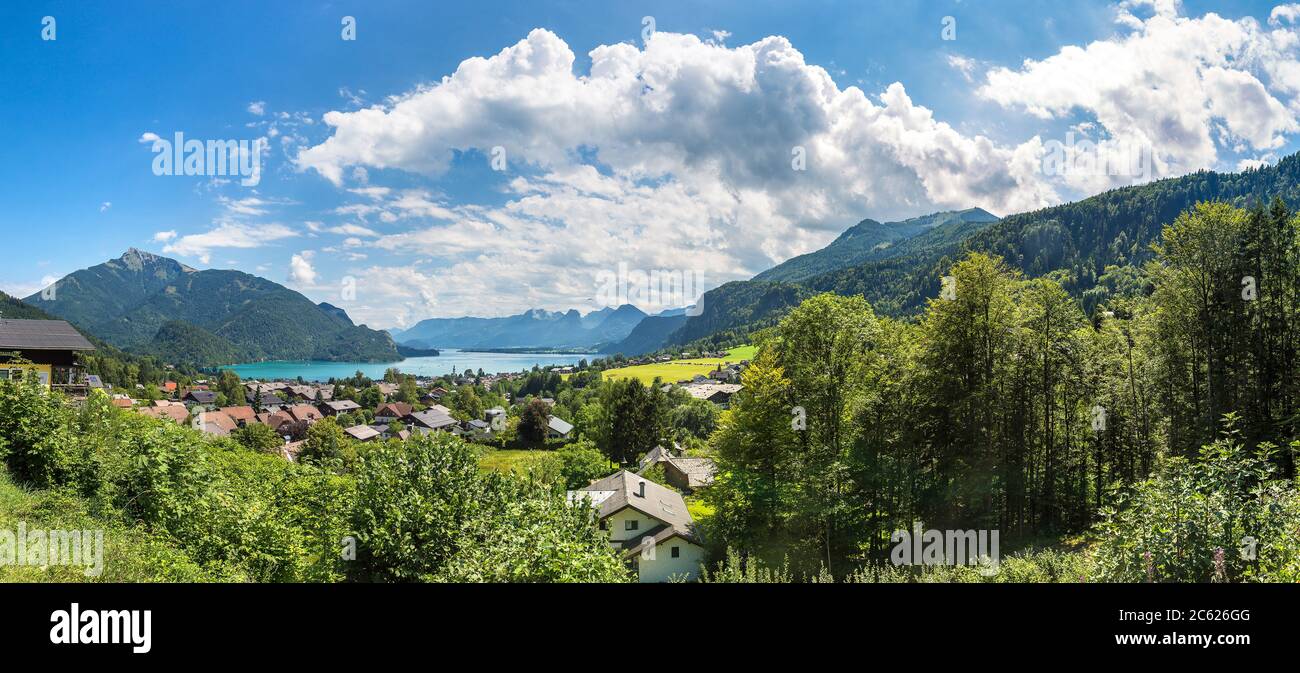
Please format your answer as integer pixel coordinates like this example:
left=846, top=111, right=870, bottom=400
left=546, top=415, right=574, bottom=440
left=680, top=383, right=743, bottom=407
left=0, top=318, right=96, bottom=392
left=246, top=388, right=287, bottom=409
left=344, top=425, right=382, bottom=442
left=182, top=390, right=218, bottom=408
left=405, top=408, right=458, bottom=434
left=257, top=411, right=293, bottom=434
left=660, top=457, right=717, bottom=493
left=461, top=418, right=492, bottom=439
left=568, top=471, right=706, bottom=582
left=321, top=399, right=362, bottom=416
left=194, top=410, right=238, bottom=437
left=637, top=443, right=684, bottom=470
left=370, top=424, right=410, bottom=441
left=137, top=404, right=190, bottom=424
left=287, top=384, right=331, bottom=402
left=285, top=404, right=324, bottom=425
left=220, top=406, right=257, bottom=427
left=638, top=443, right=716, bottom=493
left=375, top=402, right=413, bottom=425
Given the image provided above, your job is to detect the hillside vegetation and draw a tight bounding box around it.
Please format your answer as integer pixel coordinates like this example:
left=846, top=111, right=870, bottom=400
left=0, top=380, right=630, bottom=583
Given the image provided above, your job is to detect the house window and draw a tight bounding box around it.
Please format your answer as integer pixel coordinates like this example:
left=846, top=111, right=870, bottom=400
left=599, top=520, right=607, bottom=530
left=671, top=546, right=680, bottom=558
left=625, top=519, right=638, bottom=531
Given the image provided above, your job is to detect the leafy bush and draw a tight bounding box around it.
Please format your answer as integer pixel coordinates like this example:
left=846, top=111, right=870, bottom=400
left=0, top=381, right=357, bottom=582
left=702, top=546, right=1091, bottom=583
left=1092, top=418, right=1300, bottom=583
left=231, top=422, right=284, bottom=455
left=555, top=439, right=611, bottom=489
left=0, top=377, right=86, bottom=488
left=353, top=433, right=628, bottom=582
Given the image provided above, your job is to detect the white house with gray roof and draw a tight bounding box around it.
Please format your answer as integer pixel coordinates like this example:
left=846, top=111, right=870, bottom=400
left=568, top=470, right=706, bottom=582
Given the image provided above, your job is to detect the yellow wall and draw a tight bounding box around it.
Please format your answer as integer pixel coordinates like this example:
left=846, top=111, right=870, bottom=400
left=0, top=363, right=52, bottom=387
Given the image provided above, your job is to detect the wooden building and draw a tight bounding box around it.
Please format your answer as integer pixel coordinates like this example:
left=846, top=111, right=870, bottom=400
left=0, top=319, right=96, bottom=391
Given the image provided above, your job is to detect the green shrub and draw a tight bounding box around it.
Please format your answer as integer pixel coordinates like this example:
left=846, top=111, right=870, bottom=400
left=0, top=378, right=82, bottom=488
left=1093, top=418, right=1300, bottom=583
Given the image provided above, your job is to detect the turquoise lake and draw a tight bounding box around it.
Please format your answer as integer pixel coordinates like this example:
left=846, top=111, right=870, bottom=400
left=224, top=348, right=600, bottom=382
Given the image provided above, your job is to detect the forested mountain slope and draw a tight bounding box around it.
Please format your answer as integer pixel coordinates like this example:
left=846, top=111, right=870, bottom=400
left=25, top=249, right=400, bottom=364
left=661, top=154, right=1300, bottom=351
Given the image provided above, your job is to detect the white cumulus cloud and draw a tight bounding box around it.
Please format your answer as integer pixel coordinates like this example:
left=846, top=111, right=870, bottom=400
left=163, top=222, right=298, bottom=265
left=288, top=251, right=318, bottom=287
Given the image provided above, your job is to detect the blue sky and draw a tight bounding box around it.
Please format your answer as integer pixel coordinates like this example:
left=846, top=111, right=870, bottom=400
left=2, top=0, right=1298, bottom=328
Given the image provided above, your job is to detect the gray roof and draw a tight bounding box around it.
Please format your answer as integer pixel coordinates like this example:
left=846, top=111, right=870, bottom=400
left=637, top=443, right=682, bottom=469
left=406, top=408, right=458, bottom=429
left=547, top=415, right=574, bottom=435
left=344, top=425, right=381, bottom=441
left=0, top=319, right=95, bottom=351
left=617, top=523, right=694, bottom=557
left=666, top=457, right=717, bottom=489
left=570, top=471, right=697, bottom=545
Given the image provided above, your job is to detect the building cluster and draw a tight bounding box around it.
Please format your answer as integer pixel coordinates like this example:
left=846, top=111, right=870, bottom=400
left=114, top=373, right=584, bottom=461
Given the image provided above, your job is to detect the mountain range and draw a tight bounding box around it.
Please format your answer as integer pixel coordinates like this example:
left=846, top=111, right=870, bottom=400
left=24, top=248, right=401, bottom=365
left=753, top=208, right=1000, bottom=283
left=390, top=304, right=651, bottom=350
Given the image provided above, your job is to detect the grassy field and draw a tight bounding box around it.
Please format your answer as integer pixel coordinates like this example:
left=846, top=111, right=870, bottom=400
left=0, top=469, right=220, bottom=582
left=685, top=496, right=715, bottom=522
left=602, top=345, right=757, bottom=385
left=477, top=449, right=556, bottom=475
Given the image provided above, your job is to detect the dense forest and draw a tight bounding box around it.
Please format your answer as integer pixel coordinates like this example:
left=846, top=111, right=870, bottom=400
left=702, top=198, right=1300, bottom=581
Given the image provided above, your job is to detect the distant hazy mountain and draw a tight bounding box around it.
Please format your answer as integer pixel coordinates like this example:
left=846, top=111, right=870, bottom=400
left=25, top=249, right=401, bottom=365
left=753, top=208, right=999, bottom=283
left=392, top=304, right=648, bottom=349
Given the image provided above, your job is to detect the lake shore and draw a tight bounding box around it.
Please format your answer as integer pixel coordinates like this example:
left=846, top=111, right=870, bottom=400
left=224, top=348, right=600, bottom=382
